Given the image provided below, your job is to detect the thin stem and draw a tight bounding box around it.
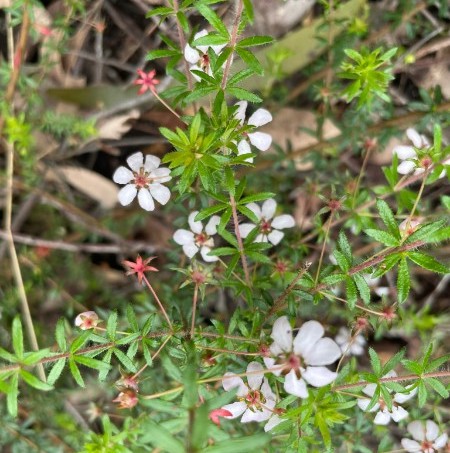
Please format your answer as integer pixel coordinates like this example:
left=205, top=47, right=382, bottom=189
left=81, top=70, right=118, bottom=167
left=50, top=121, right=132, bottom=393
left=141, top=385, right=184, bottom=400
left=196, top=345, right=260, bottom=356
left=132, top=334, right=172, bottom=380
left=320, top=291, right=385, bottom=317
left=351, top=143, right=374, bottom=209
left=229, top=194, right=251, bottom=285
left=172, top=0, right=194, bottom=91
left=190, top=284, right=199, bottom=338
left=406, top=170, right=428, bottom=224
left=143, top=275, right=173, bottom=330
left=221, top=0, right=244, bottom=90
left=151, top=89, right=182, bottom=120
left=314, top=211, right=334, bottom=285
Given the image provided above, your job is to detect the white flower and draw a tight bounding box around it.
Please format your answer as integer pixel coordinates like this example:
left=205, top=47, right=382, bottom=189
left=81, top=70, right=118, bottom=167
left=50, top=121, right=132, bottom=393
left=221, top=362, right=277, bottom=423
left=184, top=29, right=226, bottom=81
left=335, top=327, right=366, bottom=356
left=392, top=128, right=449, bottom=177
left=74, top=311, right=100, bottom=330
left=264, top=414, right=283, bottom=432
left=239, top=199, right=295, bottom=246
left=113, top=152, right=171, bottom=211
left=264, top=316, right=341, bottom=398
left=234, top=101, right=273, bottom=162
left=357, top=371, right=417, bottom=425
left=173, top=212, right=220, bottom=262
left=401, top=420, right=448, bottom=453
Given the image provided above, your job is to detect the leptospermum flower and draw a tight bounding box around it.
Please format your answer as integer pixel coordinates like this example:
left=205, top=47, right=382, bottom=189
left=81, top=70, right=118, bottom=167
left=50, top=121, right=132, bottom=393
left=264, top=317, right=341, bottom=398
left=184, top=29, right=226, bottom=81
left=401, top=420, right=448, bottom=453
left=234, top=101, right=273, bottom=162
left=357, top=371, right=417, bottom=425
left=74, top=311, right=100, bottom=330
left=113, top=152, right=171, bottom=211
left=173, top=212, right=220, bottom=262
left=392, top=128, right=449, bottom=177
left=221, top=362, right=277, bottom=423
left=239, top=198, right=295, bottom=245
left=335, top=327, right=366, bottom=356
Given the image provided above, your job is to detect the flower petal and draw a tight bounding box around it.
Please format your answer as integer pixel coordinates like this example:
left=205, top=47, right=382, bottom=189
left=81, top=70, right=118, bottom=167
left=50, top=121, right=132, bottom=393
left=188, top=211, right=203, bottom=234
left=284, top=370, right=308, bottom=398
left=408, top=421, right=426, bottom=441
left=401, top=439, right=422, bottom=453
left=262, top=198, right=277, bottom=220
left=221, top=401, right=247, bottom=419
left=357, top=398, right=377, bottom=412
left=234, top=101, right=248, bottom=124
left=205, top=216, right=220, bottom=235
left=241, top=407, right=270, bottom=423
left=302, top=338, right=341, bottom=366
left=263, top=357, right=282, bottom=376
left=393, top=145, right=417, bottom=160
left=270, top=316, right=293, bottom=353
left=239, top=223, right=257, bottom=238
left=246, top=362, right=264, bottom=390
left=193, top=29, right=209, bottom=54
left=173, top=229, right=195, bottom=246
left=302, top=366, right=337, bottom=387
left=237, top=139, right=253, bottom=162
left=373, top=410, right=391, bottom=425
left=138, top=189, right=155, bottom=211
left=394, top=386, right=417, bottom=404
left=118, top=184, right=137, bottom=206
left=126, top=152, right=144, bottom=172
left=200, top=246, right=218, bottom=262
left=268, top=230, right=284, bottom=245
left=248, top=132, right=272, bottom=151
left=248, top=108, right=272, bottom=127
left=183, top=243, right=199, bottom=259
left=264, top=415, right=283, bottom=432
left=391, top=405, right=408, bottom=422
left=113, top=166, right=134, bottom=184
left=246, top=202, right=262, bottom=220
left=272, top=215, right=295, bottom=230
left=222, top=372, right=246, bottom=393
left=184, top=44, right=200, bottom=64
left=434, top=433, right=448, bottom=449
left=293, top=320, right=324, bottom=357
left=149, top=183, right=171, bottom=205
left=150, top=167, right=171, bottom=183
left=406, top=128, right=423, bottom=148
left=144, top=154, right=161, bottom=171
left=425, top=420, right=439, bottom=441
left=397, top=160, right=417, bottom=175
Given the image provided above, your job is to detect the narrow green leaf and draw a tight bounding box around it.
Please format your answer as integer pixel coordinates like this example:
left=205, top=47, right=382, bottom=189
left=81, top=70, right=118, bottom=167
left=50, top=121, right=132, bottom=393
left=113, top=348, right=137, bottom=372
left=369, top=348, right=381, bottom=375
left=376, top=199, right=400, bottom=239
left=20, top=370, right=53, bottom=391
left=417, top=381, right=427, bottom=407
left=107, top=311, right=118, bottom=340
left=235, top=48, right=263, bottom=75
left=12, top=317, right=23, bottom=360
left=338, top=231, right=352, bottom=262
left=238, top=35, right=273, bottom=48
left=55, top=318, right=67, bottom=351
left=239, top=192, right=275, bottom=204
left=47, top=358, right=66, bottom=385
left=69, top=358, right=85, bottom=387
left=425, top=377, right=449, bottom=398
left=346, top=277, right=358, bottom=309
left=227, top=87, right=262, bottom=103
left=397, top=257, right=410, bottom=303
left=139, top=420, right=185, bottom=453
left=333, top=250, right=350, bottom=272
left=364, top=229, right=399, bottom=247
left=196, top=5, right=230, bottom=38
left=74, top=355, right=112, bottom=373
left=203, top=434, right=271, bottom=452
left=353, top=273, right=371, bottom=305
left=407, top=252, right=448, bottom=274
left=7, top=373, right=18, bottom=417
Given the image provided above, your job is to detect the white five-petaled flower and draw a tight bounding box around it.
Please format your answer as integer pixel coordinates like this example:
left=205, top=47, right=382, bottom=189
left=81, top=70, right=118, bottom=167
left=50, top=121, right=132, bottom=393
left=221, top=362, right=277, bottom=423
left=357, top=371, right=417, bottom=425
left=184, top=29, right=226, bottom=81
left=392, top=128, right=449, bottom=177
left=264, top=316, right=341, bottom=398
left=335, top=327, right=366, bottom=356
left=238, top=199, right=295, bottom=245
left=173, top=211, right=220, bottom=262
left=401, top=420, right=448, bottom=453
left=74, top=311, right=100, bottom=330
left=234, top=101, right=273, bottom=162
left=113, top=152, right=171, bottom=211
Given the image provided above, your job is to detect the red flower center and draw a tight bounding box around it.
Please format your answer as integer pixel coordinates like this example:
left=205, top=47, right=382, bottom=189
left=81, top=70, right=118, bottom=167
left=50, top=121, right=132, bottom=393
left=134, top=172, right=151, bottom=189
left=260, top=219, right=272, bottom=234
left=195, top=232, right=208, bottom=246
left=245, top=390, right=265, bottom=408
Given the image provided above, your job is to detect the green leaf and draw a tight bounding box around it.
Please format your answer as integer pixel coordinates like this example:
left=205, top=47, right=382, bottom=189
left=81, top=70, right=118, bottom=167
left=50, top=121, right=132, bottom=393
left=427, top=353, right=450, bottom=372
left=196, top=4, right=230, bottom=38
left=381, top=349, right=405, bottom=375
left=69, top=358, right=85, bottom=387
left=20, top=370, right=53, bottom=391
left=397, top=257, right=410, bottom=303
left=338, top=231, right=352, bottom=262
left=74, top=355, right=112, bottom=373
left=239, top=192, right=275, bottom=204
left=70, top=331, right=92, bottom=353
left=333, top=250, right=350, bottom=272
left=145, top=6, right=173, bottom=18
left=223, top=166, right=235, bottom=196
left=203, top=434, right=271, bottom=452
left=196, top=204, right=227, bottom=222
left=353, top=273, right=371, bottom=304
left=7, top=373, right=18, bottom=417
left=12, top=317, right=23, bottom=359
left=226, top=87, right=262, bottom=103
left=376, top=199, right=400, bottom=239
left=55, top=318, right=67, bottom=351
left=139, top=420, right=185, bottom=453
left=417, top=381, right=427, bottom=407
left=407, top=252, right=448, bottom=274
left=369, top=348, right=381, bottom=375
left=107, top=311, right=118, bottom=340
left=47, top=358, right=66, bottom=385
left=364, top=229, right=399, bottom=247
left=237, top=204, right=259, bottom=223
left=346, top=277, right=358, bottom=309
left=406, top=220, right=447, bottom=244
left=146, top=49, right=180, bottom=61
left=425, top=377, right=449, bottom=398
left=235, top=48, right=263, bottom=74
left=321, top=274, right=347, bottom=285
left=113, top=348, right=137, bottom=372
left=238, top=35, right=273, bottom=48
left=126, top=305, right=139, bottom=331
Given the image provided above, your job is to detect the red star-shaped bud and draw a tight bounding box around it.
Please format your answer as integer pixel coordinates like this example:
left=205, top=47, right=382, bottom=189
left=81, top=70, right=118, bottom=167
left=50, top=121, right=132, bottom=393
left=123, top=255, right=158, bottom=284
left=209, top=408, right=232, bottom=426
left=134, top=69, right=160, bottom=95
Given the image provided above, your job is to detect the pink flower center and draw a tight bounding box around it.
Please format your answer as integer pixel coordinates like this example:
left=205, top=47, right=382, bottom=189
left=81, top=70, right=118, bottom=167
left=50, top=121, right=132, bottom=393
left=421, top=441, right=434, bottom=451
left=244, top=390, right=265, bottom=409
left=260, top=219, right=272, bottom=234
left=287, top=354, right=302, bottom=370
left=195, top=232, right=208, bottom=246
left=200, top=53, right=210, bottom=71
left=420, top=156, right=432, bottom=170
